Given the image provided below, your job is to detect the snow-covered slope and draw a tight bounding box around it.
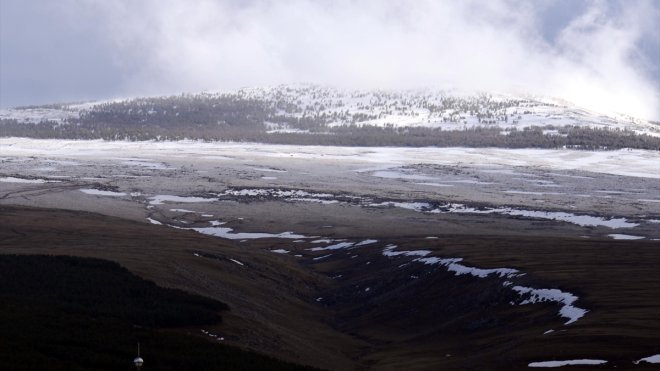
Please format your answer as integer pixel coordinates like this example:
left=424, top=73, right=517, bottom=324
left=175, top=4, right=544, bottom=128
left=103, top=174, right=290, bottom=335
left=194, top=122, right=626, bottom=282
left=1, top=84, right=658, bottom=136
left=235, top=85, right=659, bottom=136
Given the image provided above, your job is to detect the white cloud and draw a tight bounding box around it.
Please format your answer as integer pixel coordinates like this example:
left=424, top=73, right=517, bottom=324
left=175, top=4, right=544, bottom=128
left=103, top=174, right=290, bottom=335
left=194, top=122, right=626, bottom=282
left=68, top=0, right=659, bottom=120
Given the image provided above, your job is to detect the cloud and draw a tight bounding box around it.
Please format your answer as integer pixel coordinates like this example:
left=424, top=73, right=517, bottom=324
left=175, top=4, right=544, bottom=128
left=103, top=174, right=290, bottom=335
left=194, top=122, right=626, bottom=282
left=65, top=0, right=659, bottom=119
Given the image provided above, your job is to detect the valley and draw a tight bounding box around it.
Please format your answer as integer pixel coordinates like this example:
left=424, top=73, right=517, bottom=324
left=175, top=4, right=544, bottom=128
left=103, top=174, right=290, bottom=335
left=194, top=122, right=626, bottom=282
left=1, top=138, right=659, bottom=369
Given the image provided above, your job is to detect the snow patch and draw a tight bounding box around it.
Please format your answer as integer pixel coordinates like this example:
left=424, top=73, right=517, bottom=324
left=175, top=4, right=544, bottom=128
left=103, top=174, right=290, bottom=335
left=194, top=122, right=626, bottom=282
left=80, top=189, right=126, bottom=196
left=192, top=225, right=307, bottom=240
left=146, top=218, right=162, bottom=225
left=1, top=176, right=60, bottom=184
left=309, top=242, right=354, bottom=251
left=149, top=195, right=218, bottom=205
left=528, top=359, right=607, bottom=367
left=607, top=234, right=644, bottom=240
left=634, top=354, right=660, bottom=364
left=229, top=258, right=245, bottom=266
left=512, top=286, right=587, bottom=324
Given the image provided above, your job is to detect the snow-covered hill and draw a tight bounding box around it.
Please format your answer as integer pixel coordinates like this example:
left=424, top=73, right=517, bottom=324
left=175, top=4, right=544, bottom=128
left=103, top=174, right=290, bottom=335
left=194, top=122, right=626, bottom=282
left=236, top=85, right=660, bottom=136
left=2, top=85, right=658, bottom=136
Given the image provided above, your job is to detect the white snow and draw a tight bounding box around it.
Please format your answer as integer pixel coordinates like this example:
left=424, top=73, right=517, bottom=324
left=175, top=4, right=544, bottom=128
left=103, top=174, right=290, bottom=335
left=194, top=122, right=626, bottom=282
left=369, top=201, right=639, bottom=229
left=229, top=258, right=245, bottom=266
left=271, top=249, right=290, bottom=254
left=607, top=234, right=645, bottom=240
left=288, top=197, right=339, bottom=204
left=445, top=179, right=495, bottom=185
left=149, top=195, right=218, bottom=205
left=121, top=160, right=171, bottom=170
left=438, top=203, right=639, bottom=229
left=381, top=244, right=585, bottom=325
left=415, top=256, right=520, bottom=279
left=308, top=242, right=354, bottom=251
left=146, top=218, right=162, bottom=225
left=0, top=107, right=80, bottom=123
left=528, top=359, right=607, bottom=367
left=192, top=225, right=308, bottom=240
left=249, top=166, right=287, bottom=173
left=383, top=246, right=431, bottom=257
left=372, top=170, right=436, bottom=181
left=504, top=191, right=564, bottom=196
left=0, top=176, right=61, bottom=184
left=170, top=208, right=197, bottom=213
left=383, top=246, right=520, bottom=278
left=221, top=188, right=333, bottom=199
left=2, top=139, right=658, bottom=180
left=312, top=239, right=335, bottom=244
left=512, top=286, right=587, bottom=325
left=634, top=354, right=660, bottom=364
left=354, top=239, right=378, bottom=246
left=415, top=182, right=454, bottom=187
left=80, top=188, right=126, bottom=196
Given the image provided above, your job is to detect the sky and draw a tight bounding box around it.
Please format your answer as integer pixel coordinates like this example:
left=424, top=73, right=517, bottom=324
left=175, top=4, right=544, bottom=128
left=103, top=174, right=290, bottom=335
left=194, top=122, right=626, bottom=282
left=1, top=0, right=659, bottom=120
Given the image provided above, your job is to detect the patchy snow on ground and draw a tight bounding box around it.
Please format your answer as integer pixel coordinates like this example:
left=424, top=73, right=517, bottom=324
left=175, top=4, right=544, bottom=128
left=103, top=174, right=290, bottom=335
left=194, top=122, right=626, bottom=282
left=312, top=239, right=336, bottom=244
left=634, top=354, right=660, bottom=364
left=512, top=286, right=587, bottom=324
left=381, top=244, right=586, bottom=325
left=382, top=245, right=431, bottom=257
left=1, top=176, right=58, bottom=184
left=149, top=195, right=218, bottom=205
left=170, top=208, right=197, bottom=213
left=372, top=170, right=436, bottom=181
left=607, top=234, right=645, bottom=240
left=146, top=217, right=162, bottom=225
left=249, top=166, right=287, bottom=173
left=220, top=188, right=334, bottom=199
left=415, top=182, right=454, bottom=187
left=121, top=160, right=172, bottom=170
left=80, top=188, right=126, bottom=196
left=2, top=139, right=658, bottom=180
left=369, top=200, right=640, bottom=229
left=309, top=242, right=354, bottom=251
left=271, top=249, right=290, bottom=254
left=354, top=239, right=378, bottom=246
left=528, top=359, right=607, bottom=367
left=415, top=256, right=521, bottom=279
left=191, top=222, right=308, bottom=240
left=229, top=258, right=245, bottom=266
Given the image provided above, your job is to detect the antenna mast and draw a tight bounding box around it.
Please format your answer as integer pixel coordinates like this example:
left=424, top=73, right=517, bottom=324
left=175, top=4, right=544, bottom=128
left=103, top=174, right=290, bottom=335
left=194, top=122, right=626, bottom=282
left=133, top=342, right=144, bottom=370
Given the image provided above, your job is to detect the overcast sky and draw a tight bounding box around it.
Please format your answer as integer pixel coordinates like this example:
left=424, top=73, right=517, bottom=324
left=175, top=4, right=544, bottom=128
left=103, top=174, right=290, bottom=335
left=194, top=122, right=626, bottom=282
left=1, top=0, right=659, bottom=119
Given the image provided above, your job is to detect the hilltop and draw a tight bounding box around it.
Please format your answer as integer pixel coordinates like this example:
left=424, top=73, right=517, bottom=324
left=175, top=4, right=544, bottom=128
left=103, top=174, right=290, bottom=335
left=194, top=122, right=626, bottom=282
left=1, top=85, right=658, bottom=149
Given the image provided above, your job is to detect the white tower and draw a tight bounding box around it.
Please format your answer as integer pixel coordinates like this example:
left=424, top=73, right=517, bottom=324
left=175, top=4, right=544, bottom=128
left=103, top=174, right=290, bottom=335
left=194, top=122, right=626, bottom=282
left=133, top=342, right=144, bottom=370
